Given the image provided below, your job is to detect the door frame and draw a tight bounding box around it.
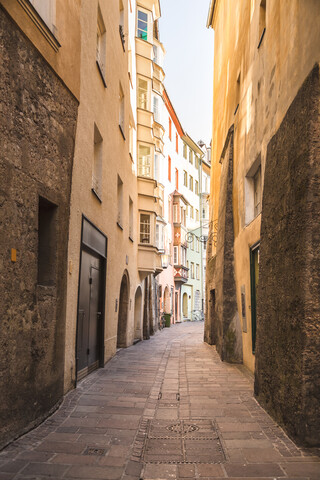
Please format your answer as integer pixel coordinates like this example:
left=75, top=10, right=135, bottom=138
left=75, top=216, right=107, bottom=386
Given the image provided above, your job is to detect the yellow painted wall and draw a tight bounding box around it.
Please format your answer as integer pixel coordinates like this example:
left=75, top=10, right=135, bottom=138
left=208, top=0, right=320, bottom=372
left=64, top=0, right=141, bottom=392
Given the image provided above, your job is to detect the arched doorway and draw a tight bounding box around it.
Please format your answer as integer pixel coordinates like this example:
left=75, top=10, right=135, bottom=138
left=117, top=271, right=130, bottom=348
left=164, top=286, right=170, bottom=313
left=183, top=292, right=188, bottom=318
left=134, top=286, right=142, bottom=341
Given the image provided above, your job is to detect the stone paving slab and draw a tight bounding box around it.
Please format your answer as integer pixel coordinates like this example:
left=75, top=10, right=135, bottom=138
left=0, top=322, right=319, bottom=479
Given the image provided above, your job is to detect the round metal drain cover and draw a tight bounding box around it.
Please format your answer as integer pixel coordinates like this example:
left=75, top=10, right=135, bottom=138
left=166, top=423, right=199, bottom=434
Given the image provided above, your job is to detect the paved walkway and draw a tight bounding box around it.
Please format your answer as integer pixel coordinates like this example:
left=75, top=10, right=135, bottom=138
left=0, top=322, right=319, bottom=480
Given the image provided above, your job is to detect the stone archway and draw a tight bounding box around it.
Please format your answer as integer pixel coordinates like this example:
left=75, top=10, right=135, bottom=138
left=134, top=286, right=142, bottom=341
left=117, top=271, right=130, bottom=348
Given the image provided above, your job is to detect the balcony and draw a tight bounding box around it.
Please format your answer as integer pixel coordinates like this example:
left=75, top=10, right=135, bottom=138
left=138, top=243, right=162, bottom=280
left=174, top=265, right=189, bottom=285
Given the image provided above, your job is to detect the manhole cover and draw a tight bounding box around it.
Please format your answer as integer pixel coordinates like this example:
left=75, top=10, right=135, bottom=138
left=84, top=447, right=108, bottom=456
left=167, top=423, right=199, bottom=434
left=131, top=418, right=226, bottom=465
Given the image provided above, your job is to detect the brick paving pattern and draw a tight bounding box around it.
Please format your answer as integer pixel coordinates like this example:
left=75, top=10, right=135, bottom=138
left=0, top=322, right=319, bottom=479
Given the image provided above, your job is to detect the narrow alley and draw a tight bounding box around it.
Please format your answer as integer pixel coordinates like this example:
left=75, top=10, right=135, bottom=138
left=0, top=322, right=319, bottom=480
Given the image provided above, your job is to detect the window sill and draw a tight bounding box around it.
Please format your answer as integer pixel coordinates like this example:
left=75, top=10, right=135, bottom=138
left=119, top=124, right=126, bottom=140
left=129, top=236, right=134, bottom=243
left=96, top=61, right=107, bottom=88
left=129, top=152, right=133, bottom=162
left=117, top=222, right=123, bottom=230
left=91, top=188, right=102, bottom=203
left=18, top=0, right=61, bottom=52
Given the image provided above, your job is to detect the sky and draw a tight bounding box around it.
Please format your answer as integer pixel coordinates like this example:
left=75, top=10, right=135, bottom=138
left=159, top=0, right=215, bottom=146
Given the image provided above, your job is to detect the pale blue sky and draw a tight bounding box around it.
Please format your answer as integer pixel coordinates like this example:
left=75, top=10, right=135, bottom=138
left=159, top=0, right=214, bottom=145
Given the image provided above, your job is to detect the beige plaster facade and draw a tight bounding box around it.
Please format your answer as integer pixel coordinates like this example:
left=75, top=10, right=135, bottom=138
left=64, top=0, right=142, bottom=391
left=206, top=0, right=320, bottom=372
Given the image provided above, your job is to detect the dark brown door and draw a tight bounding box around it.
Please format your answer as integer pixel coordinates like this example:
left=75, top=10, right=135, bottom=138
left=77, top=250, right=101, bottom=379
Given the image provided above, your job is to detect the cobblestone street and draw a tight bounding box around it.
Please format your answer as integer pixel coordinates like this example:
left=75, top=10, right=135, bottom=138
left=0, top=322, right=319, bottom=480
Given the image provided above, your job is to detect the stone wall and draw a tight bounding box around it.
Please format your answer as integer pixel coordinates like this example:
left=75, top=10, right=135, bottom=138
left=208, top=128, right=243, bottom=363
left=0, top=7, right=78, bottom=448
left=255, top=64, right=320, bottom=447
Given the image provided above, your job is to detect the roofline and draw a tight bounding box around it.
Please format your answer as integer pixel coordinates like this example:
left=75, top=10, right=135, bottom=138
left=163, top=87, right=185, bottom=138
left=182, top=133, right=205, bottom=157
left=206, top=0, right=217, bottom=29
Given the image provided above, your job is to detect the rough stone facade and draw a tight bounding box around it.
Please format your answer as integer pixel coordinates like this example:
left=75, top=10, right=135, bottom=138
left=0, top=7, right=78, bottom=448
left=255, top=64, right=320, bottom=447
left=211, top=128, right=243, bottom=363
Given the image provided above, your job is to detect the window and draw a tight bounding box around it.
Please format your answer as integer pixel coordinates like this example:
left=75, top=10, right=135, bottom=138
left=183, top=143, right=187, bottom=159
left=96, top=7, right=106, bottom=82
left=189, top=176, right=193, bottom=191
left=175, top=133, right=179, bottom=153
left=153, top=44, right=159, bottom=64
left=191, top=262, right=195, bottom=279
left=128, top=40, right=132, bottom=84
left=138, top=145, right=151, bottom=177
left=156, top=224, right=164, bottom=250
left=190, top=206, right=194, bottom=219
left=92, top=124, right=103, bottom=200
left=245, top=158, right=262, bottom=224
left=140, top=213, right=151, bottom=243
left=137, top=9, right=148, bottom=41
left=235, top=72, right=241, bottom=115
left=129, top=124, right=133, bottom=159
left=182, top=208, right=186, bottom=226
left=129, top=197, right=133, bottom=240
left=153, top=96, right=160, bottom=123
left=183, top=170, right=187, bottom=187
left=195, top=181, right=199, bottom=195
left=138, top=78, right=148, bottom=109
left=175, top=168, right=179, bottom=190
left=119, top=0, right=125, bottom=50
left=181, top=247, right=186, bottom=266
left=196, top=237, right=199, bottom=252
left=173, top=204, right=178, bottom=223
left=191, top=234, right=194, bottom=250
left=38, top=197, right=57, bottom=286
left=189, top=150, right=193, bottom=164
left=254, top=166, right=262, bottom=216
left=195, top=156, right=199, bottom=169
left=169, top=117, right=172, bottom=140
left=196, top=264, right=200, bottom=280
left=258, top=0, right=266, bottom=48
left=119, top=84, right=125, bottom=137
left=202, top=207, right=206, bottom=219
left=168, top=156, right=171, bottom=181
left=173, top=246, right=178, bottom=265
left=154, top=154, right=159, bottom=182
left=29, top=0, right=56, bottom=33
left=196, top=209, right=199, bottom=221
left=117, top=175, right=123, bottom=227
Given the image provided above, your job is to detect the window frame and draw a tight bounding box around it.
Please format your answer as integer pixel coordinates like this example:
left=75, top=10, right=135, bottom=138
left=140, top=213, right=151, bottom=244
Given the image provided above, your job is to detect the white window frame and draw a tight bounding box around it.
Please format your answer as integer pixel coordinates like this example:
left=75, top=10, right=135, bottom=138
left=140, top=213, right=151, bottom=244
left=137, top=8, right=150, bottom=42
left=138, top=77, right=149, bottom=110
left=138, top=144, right=151, bottom=177
left=173, top=246, right=179, bottom=265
